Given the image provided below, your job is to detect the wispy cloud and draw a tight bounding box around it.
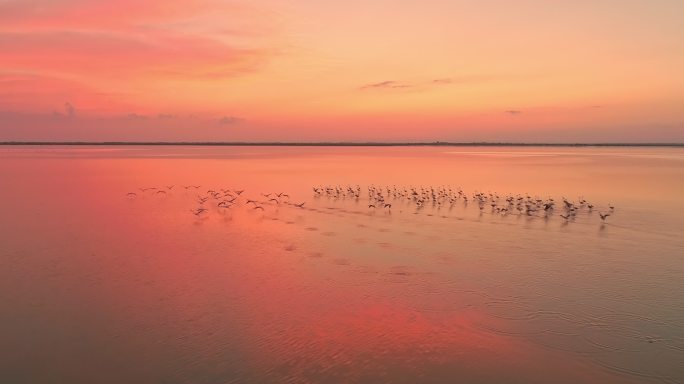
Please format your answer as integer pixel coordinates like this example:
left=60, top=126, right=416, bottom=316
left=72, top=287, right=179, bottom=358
left=64, top=102, right=76, bottom=118
left=0, top=1, right=261, bottom=33
left=126, top=113, right=148, bottom=120
left=0, top=109, right=260, bottom=141
left=50, top=101, right=76, bottom=119
left=360, top=81, right=413, bottom=90
left=432, top=75, right=496, bottom=85
left=504, top=110, right=522, bottom=115
left=361, top=75, right=496, bottom=91
left=0, top=30, right=269, bottom=80
left=431, top=78, right=454, bottom=84
left=0, top=0, right=280, bottom=116
left=218, top=116, right=242, bottom=125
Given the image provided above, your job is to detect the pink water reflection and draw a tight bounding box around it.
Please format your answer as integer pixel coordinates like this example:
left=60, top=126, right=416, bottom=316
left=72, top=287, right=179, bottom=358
left=1, top=146, right=682, bottom=383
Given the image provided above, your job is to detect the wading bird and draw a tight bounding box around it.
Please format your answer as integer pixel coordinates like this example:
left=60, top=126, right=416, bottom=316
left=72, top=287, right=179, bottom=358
left=191, top=208, right=207, bottom=216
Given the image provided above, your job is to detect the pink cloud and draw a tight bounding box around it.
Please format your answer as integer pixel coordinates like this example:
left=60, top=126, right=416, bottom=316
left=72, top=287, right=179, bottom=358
left=0, top=0, right=279, bottom=116
left=0, top=30, right=268, bottom=79
left=0, top=0, right=239, bottom=30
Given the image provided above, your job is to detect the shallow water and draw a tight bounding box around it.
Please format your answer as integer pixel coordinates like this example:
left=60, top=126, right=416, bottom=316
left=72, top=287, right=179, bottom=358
left=1, top=146, right=683, bottom=384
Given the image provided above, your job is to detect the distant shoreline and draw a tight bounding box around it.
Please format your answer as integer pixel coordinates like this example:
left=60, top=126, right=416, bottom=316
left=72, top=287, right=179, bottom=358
left=0, top=142, right=683, bottom=147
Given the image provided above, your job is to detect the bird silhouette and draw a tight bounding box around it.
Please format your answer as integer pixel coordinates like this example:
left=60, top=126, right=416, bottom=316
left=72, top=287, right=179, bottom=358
left=191, top=208, right=207, bottom=216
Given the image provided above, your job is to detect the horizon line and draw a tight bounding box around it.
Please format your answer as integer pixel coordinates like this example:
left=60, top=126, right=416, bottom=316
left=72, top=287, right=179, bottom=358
left=0, top=141, right=683, bottom=147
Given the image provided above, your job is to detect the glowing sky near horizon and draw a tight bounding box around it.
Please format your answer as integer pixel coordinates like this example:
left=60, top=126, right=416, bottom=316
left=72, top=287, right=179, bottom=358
left=0, top=0, right=683, bottom=142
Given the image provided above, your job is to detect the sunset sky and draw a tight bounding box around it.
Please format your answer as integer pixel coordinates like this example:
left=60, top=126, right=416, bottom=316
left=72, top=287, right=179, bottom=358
left=1, top=0, right=683, bottom=142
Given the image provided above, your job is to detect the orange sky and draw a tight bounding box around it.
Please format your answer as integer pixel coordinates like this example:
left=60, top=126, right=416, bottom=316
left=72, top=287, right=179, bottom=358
left=1, top=0, right=683, bottom=142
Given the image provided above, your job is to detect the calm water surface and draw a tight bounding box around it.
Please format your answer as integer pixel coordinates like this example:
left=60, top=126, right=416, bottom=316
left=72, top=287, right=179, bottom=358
left=1, top=146, right=683, bottom=383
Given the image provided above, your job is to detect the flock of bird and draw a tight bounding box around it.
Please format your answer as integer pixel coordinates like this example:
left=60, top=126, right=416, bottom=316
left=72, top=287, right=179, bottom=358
left=125, top=183, right=615, bottom=225
left=126, top=185, right=306, bottom=216
left=312, top=184, right=615, bottom=223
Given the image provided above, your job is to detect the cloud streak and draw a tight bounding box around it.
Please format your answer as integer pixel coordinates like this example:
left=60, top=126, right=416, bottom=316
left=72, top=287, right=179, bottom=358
left=0, top=29, right=269, bottom=80
left=64, top=102, right=76, bottom=118
left=0, top=109, right=250, bottom=141
left=0, top=0, right=280, bottom=117
left=360, top=81, right=413, bottom=90
left=218, top=116, right=242, bottom=125
left=0, top=0, right=245, bottom=31
left=361, top=75, right=497, bottom=91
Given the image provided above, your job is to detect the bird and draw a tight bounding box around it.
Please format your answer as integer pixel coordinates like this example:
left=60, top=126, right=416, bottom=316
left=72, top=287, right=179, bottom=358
left=599, top=212, right=610, bottom=221
left=191, top=208, right=207, bottom=216
left=253, top=205, right=264, bottom=211
left=126, top=192, right=137, bottom=197
left=293, top=202, right=305, bottom=208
